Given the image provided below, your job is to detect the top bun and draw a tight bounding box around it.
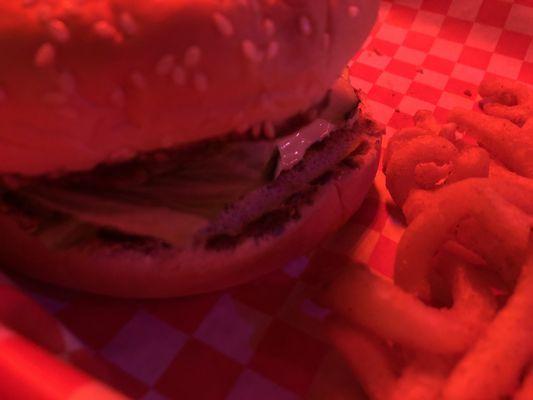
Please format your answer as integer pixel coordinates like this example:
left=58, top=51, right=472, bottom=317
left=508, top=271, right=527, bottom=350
left=0, top=0, right=378, bottom=176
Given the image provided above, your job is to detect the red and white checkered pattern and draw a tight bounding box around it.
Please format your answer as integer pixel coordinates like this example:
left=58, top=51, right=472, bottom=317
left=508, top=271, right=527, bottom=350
left=2, top=1, right=532, bottom=398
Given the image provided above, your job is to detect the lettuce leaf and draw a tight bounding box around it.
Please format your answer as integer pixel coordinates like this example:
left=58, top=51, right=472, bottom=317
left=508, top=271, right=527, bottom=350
left=20, top=140, right=278, bottom=248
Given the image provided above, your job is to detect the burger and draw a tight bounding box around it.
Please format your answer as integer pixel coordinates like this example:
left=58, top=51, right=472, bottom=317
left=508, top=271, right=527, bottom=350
left=0, top=1, right=382, bottom=297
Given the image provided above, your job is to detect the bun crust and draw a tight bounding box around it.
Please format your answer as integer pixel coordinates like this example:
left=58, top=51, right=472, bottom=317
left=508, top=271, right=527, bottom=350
left=0, top=0, right=378, bottom=176
left=0, top=132, right=381, bottom=298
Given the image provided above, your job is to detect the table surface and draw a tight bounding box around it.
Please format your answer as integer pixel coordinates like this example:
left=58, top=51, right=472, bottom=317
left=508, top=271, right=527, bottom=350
left=1, top=0, right=532, bottom=399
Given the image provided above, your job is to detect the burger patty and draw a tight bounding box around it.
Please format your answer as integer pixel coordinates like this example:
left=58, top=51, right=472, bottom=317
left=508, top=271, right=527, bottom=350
left=204, top=124, right=379, bottom=250
left=0, top=112, right=380, bottom=253
left=0, top=77, right=377, bottom=252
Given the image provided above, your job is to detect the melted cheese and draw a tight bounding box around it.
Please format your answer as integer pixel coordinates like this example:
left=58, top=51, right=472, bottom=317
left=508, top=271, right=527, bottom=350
left=276, top=119, right=336, bottom=176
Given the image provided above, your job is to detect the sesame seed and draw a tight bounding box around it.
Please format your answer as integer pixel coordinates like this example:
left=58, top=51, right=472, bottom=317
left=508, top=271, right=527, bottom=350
left=242, top=40, right=263, bottom=63
left=248, top=0, right=260, bottom=12
left=212, top=12, right=234, bottom=37
left=194, top=73, right=208, bottom=92
left=267, top=41, right=279, bottom=59
left=93, top=21, right=123, bottom=43
left=300, top=16, right=312, bottom=36
left=119, top=12, right=139, bottom=35
left=184, top=46, right=202, bottom=67
left=349, top=5, right=360, bottom=17
left=263, top=19, right=276, bottom=37
left=61, top=2, right=77, bottom=16
left=172, top=66, right=186, bottom=86
left=37, top=6, right=52, bottom=21
left=48, top=19, right=70, bottom=43
left=156, top=54, right=175, bottom=76
left=34, top=43, right=55, bottom=68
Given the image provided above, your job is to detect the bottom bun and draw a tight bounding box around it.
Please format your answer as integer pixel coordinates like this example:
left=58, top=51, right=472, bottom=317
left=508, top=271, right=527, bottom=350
left=0, top=133, right=381, bottom=298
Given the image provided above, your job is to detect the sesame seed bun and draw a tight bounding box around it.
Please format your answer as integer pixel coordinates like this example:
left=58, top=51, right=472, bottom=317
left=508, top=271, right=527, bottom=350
left=0, top=0, right=378, bottom=176
left=0, top=1, right=382, bottom=298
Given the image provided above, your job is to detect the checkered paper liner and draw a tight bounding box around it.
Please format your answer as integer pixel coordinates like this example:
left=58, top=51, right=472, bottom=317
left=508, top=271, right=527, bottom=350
left=1, top=1, right=532, bottom=399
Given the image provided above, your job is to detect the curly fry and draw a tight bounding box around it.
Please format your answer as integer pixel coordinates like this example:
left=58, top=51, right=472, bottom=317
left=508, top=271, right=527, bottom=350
left=384, top=114, right=491, bottom=209
left=489, top=162, right=533, bottom=215
left=385, top=135, right=457, bottom=206
left=391, top=353, right=454, bottom=400
left=413, top=110, right=441, bottom=134
left=454, top=216, right=523, bottom=287
left=479, top=78, right=533, bottom=126
left=383, top=127, right=431, bottom=172
left=414, top=162, right=452, bottom=190
left=328, top=78, right=533, bottom=400
left=327, top=321, right=398, bottom=400
left=449, top=109, right=533, bottom=178
left=442, top=246, right=533, bottom=400
left=448, top=146, right=490, bottom=184
left=414, top=110, right=458, bottom=142
left=326, top=260, right=498, bottom=355
left=402, top=189, right=435, bottom=224
left=394, top=179, right=531, bottom=299
left=515, top=366, right=533, bottom=400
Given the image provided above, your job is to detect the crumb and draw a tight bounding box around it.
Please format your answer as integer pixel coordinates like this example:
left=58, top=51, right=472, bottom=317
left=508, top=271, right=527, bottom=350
left=464, top=89, right=472, bottom=97
left=373, top=47, right=383, bottom=56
